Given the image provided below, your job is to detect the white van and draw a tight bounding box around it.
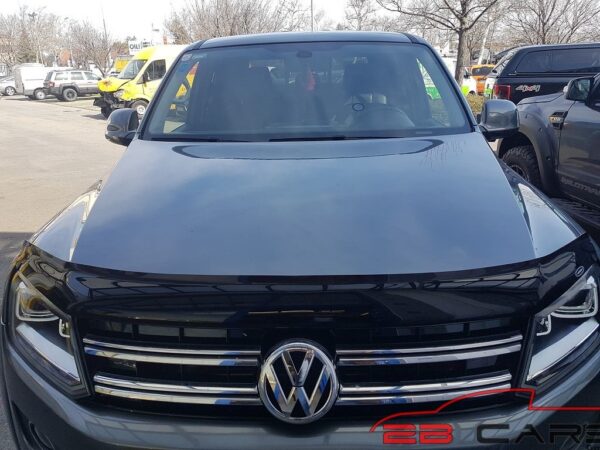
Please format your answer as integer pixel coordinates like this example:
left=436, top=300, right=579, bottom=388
left=14, top=64, right=56, bottom=100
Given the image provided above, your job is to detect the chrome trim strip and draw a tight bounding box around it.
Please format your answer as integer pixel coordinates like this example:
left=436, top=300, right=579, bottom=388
left=94, top=385, right=262, bottom=405
left=84, top=346, right=258, bottom=366
left=94, top=374, right=258, bottom=395
left=338, top=343, right=521, bottom=366
left=336, top=383, right=512, bottom=406
left=340, top=372, right=512, bottom=395
left=336, top=334, right=522, bottom=356
left=82, top=338, right=260, bottom=356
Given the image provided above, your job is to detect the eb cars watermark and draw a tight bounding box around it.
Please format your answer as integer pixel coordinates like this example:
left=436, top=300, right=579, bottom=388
left=370, top=388, right=600, bottom=446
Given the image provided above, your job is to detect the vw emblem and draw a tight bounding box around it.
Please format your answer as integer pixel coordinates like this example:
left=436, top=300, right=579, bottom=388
left=258, top=340, right=338, bottom=424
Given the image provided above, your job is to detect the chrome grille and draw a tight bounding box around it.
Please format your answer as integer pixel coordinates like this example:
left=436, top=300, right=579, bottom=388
left=84, top=333, right=522, bottom=409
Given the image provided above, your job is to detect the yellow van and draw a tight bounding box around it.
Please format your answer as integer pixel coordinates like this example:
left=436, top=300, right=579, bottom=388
left=95, top=45, right=186, bottom=118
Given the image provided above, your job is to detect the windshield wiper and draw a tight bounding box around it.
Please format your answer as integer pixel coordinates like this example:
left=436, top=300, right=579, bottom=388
left=269, top=135, right=395, bottom=142
left=150, top=136, right=250, bottom=142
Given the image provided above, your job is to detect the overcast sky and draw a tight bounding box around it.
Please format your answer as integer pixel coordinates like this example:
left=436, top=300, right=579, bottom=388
left=16, top=0, right=350, bottom=40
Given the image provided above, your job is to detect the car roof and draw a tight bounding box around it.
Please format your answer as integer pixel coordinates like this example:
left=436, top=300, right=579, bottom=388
left=193, top=31, right=417, bottom=50
left=512, top=42, right=600, bottom=54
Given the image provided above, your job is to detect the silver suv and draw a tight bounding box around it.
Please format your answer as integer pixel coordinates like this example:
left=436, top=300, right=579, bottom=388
left=43, top=70, right=101, bottom=101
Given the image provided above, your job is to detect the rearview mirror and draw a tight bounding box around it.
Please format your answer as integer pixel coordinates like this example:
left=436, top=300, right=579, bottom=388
left=478, top=99, right=519, bottom=141
left=105, top=109, right=139, bottom=146
left=565, top=77, right=593, bottom=102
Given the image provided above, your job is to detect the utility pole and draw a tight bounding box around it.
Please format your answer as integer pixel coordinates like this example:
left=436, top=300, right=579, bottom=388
left=101, top=5, right=110, bottom=74
left=477, top=22, right=492, bottom=65
left=311, top=0, right=314, bottom=32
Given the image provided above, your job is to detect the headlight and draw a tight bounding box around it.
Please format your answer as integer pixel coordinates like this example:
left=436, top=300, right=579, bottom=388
left=8, top=270, right=86, bottom=396
left=114, top=89, right=124, bottom=99
left=526, top=267, right=599, bottom=385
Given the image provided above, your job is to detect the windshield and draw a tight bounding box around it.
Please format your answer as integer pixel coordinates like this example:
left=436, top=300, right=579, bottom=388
left=146, top=42, right=470, bottom=142
left=472, top=66, right=492, bottom=76
left=118, top=59, right=147, bottom=79
left=491, top=51, right=515, bottom=75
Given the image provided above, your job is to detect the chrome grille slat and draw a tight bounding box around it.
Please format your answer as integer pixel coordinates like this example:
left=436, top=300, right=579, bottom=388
left=337, top=343, right=521, bottom=366
left=336, top=334, right=523, bottom=355
left=82, top=338, right=261, bottom=356
left=84, top=344, right=259, bottom=367
left=340, top=372, right=512, bottom=395
left=94, top=385, right=262, bottom=406
left=94, top=374, right=258, bottom=395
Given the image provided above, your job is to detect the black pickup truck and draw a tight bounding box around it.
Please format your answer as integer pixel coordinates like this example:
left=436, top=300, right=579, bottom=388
left=485, top=43, right=600, bottom=104
left=498, top=74, right=600, bottom=229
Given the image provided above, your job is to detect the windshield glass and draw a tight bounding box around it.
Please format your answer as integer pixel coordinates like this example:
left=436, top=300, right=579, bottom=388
left=472, top=66, right=492, bottom=76
left=146, top=42, right=470, bottom=142
left=491, top=51, right=515, bottom=74
left=118, top=59, right=147, bottom=79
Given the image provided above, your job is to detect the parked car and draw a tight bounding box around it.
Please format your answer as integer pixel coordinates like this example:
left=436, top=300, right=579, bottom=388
left=13, top=63, right=58, bottom=100
left=0, top=76, right=16, bottom=96
left=470, top=64, right=494, bottom=95
left=43, top=70, right=102, bottom=101
left=95, top=45, right=185, bottom=118
left=2, top=32, right=600, bottom=450
left=484, top=43, right=600, bottom=103
left=498, top=74, right=600, bottom=229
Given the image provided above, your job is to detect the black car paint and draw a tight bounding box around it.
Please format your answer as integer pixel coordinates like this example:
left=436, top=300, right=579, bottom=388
left=30, top=133, right=582, bottom=276
left=500, top=74, right=600, bottom=210
left=487, top=43, right=600, bottom=104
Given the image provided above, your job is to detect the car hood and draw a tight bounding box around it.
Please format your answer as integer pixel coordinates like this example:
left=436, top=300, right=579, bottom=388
left=31, top=133, right=583, bottom=276
left=98, top=77, right=130, bottom=93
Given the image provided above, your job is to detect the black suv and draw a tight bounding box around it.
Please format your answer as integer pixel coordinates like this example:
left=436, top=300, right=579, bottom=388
left=485, top=43, right=600, bottom=103
left=498, top=74, right=600, bottom=230
left=2, top=32, right=600, bottom=450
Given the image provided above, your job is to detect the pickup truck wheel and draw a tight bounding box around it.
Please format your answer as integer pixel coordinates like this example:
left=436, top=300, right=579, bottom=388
left=502, top=145, right=542, bottom=187
left=62, top=88, right=78, bottom=102
left=33, top=89, right=46, bottom=100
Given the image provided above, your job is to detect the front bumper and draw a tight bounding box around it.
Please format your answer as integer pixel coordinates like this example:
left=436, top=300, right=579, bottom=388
left=3, top=332, right=600, bottom=450
left=93, top=93, right=124, bottom=110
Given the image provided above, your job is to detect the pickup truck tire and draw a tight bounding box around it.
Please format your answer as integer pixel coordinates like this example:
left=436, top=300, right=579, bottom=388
left=502, top=145, right=542, bottom=187
left=62, top=88, right=78, bottom=102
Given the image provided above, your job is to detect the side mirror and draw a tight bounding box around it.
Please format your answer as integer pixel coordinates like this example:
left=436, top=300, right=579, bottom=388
left=565, top=77, right=593, bottom=102
left=478, top=99, right=519, bottom=141
left=105, top=109, right=139, bottom=146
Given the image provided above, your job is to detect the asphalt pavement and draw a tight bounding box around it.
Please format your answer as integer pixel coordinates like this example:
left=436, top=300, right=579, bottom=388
left=0, top=94, right=124, bottom=450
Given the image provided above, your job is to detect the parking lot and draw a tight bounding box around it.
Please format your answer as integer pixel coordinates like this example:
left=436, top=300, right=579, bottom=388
left=0, top=95, right=124, bottom=448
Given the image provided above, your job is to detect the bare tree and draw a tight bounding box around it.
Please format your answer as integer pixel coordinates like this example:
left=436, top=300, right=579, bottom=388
left=0, top=6, right=63, bottom=69
left=376, top=0, right=501, bottom=82
left=0, top=13, right=23, bottom=68
left=345, top=0, right=377, bottom=30
left=504, top=0, right=600, bottom=45
left=165, top=0, right=311, bottom=42
left=67, top=20, right=118, bottom=75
